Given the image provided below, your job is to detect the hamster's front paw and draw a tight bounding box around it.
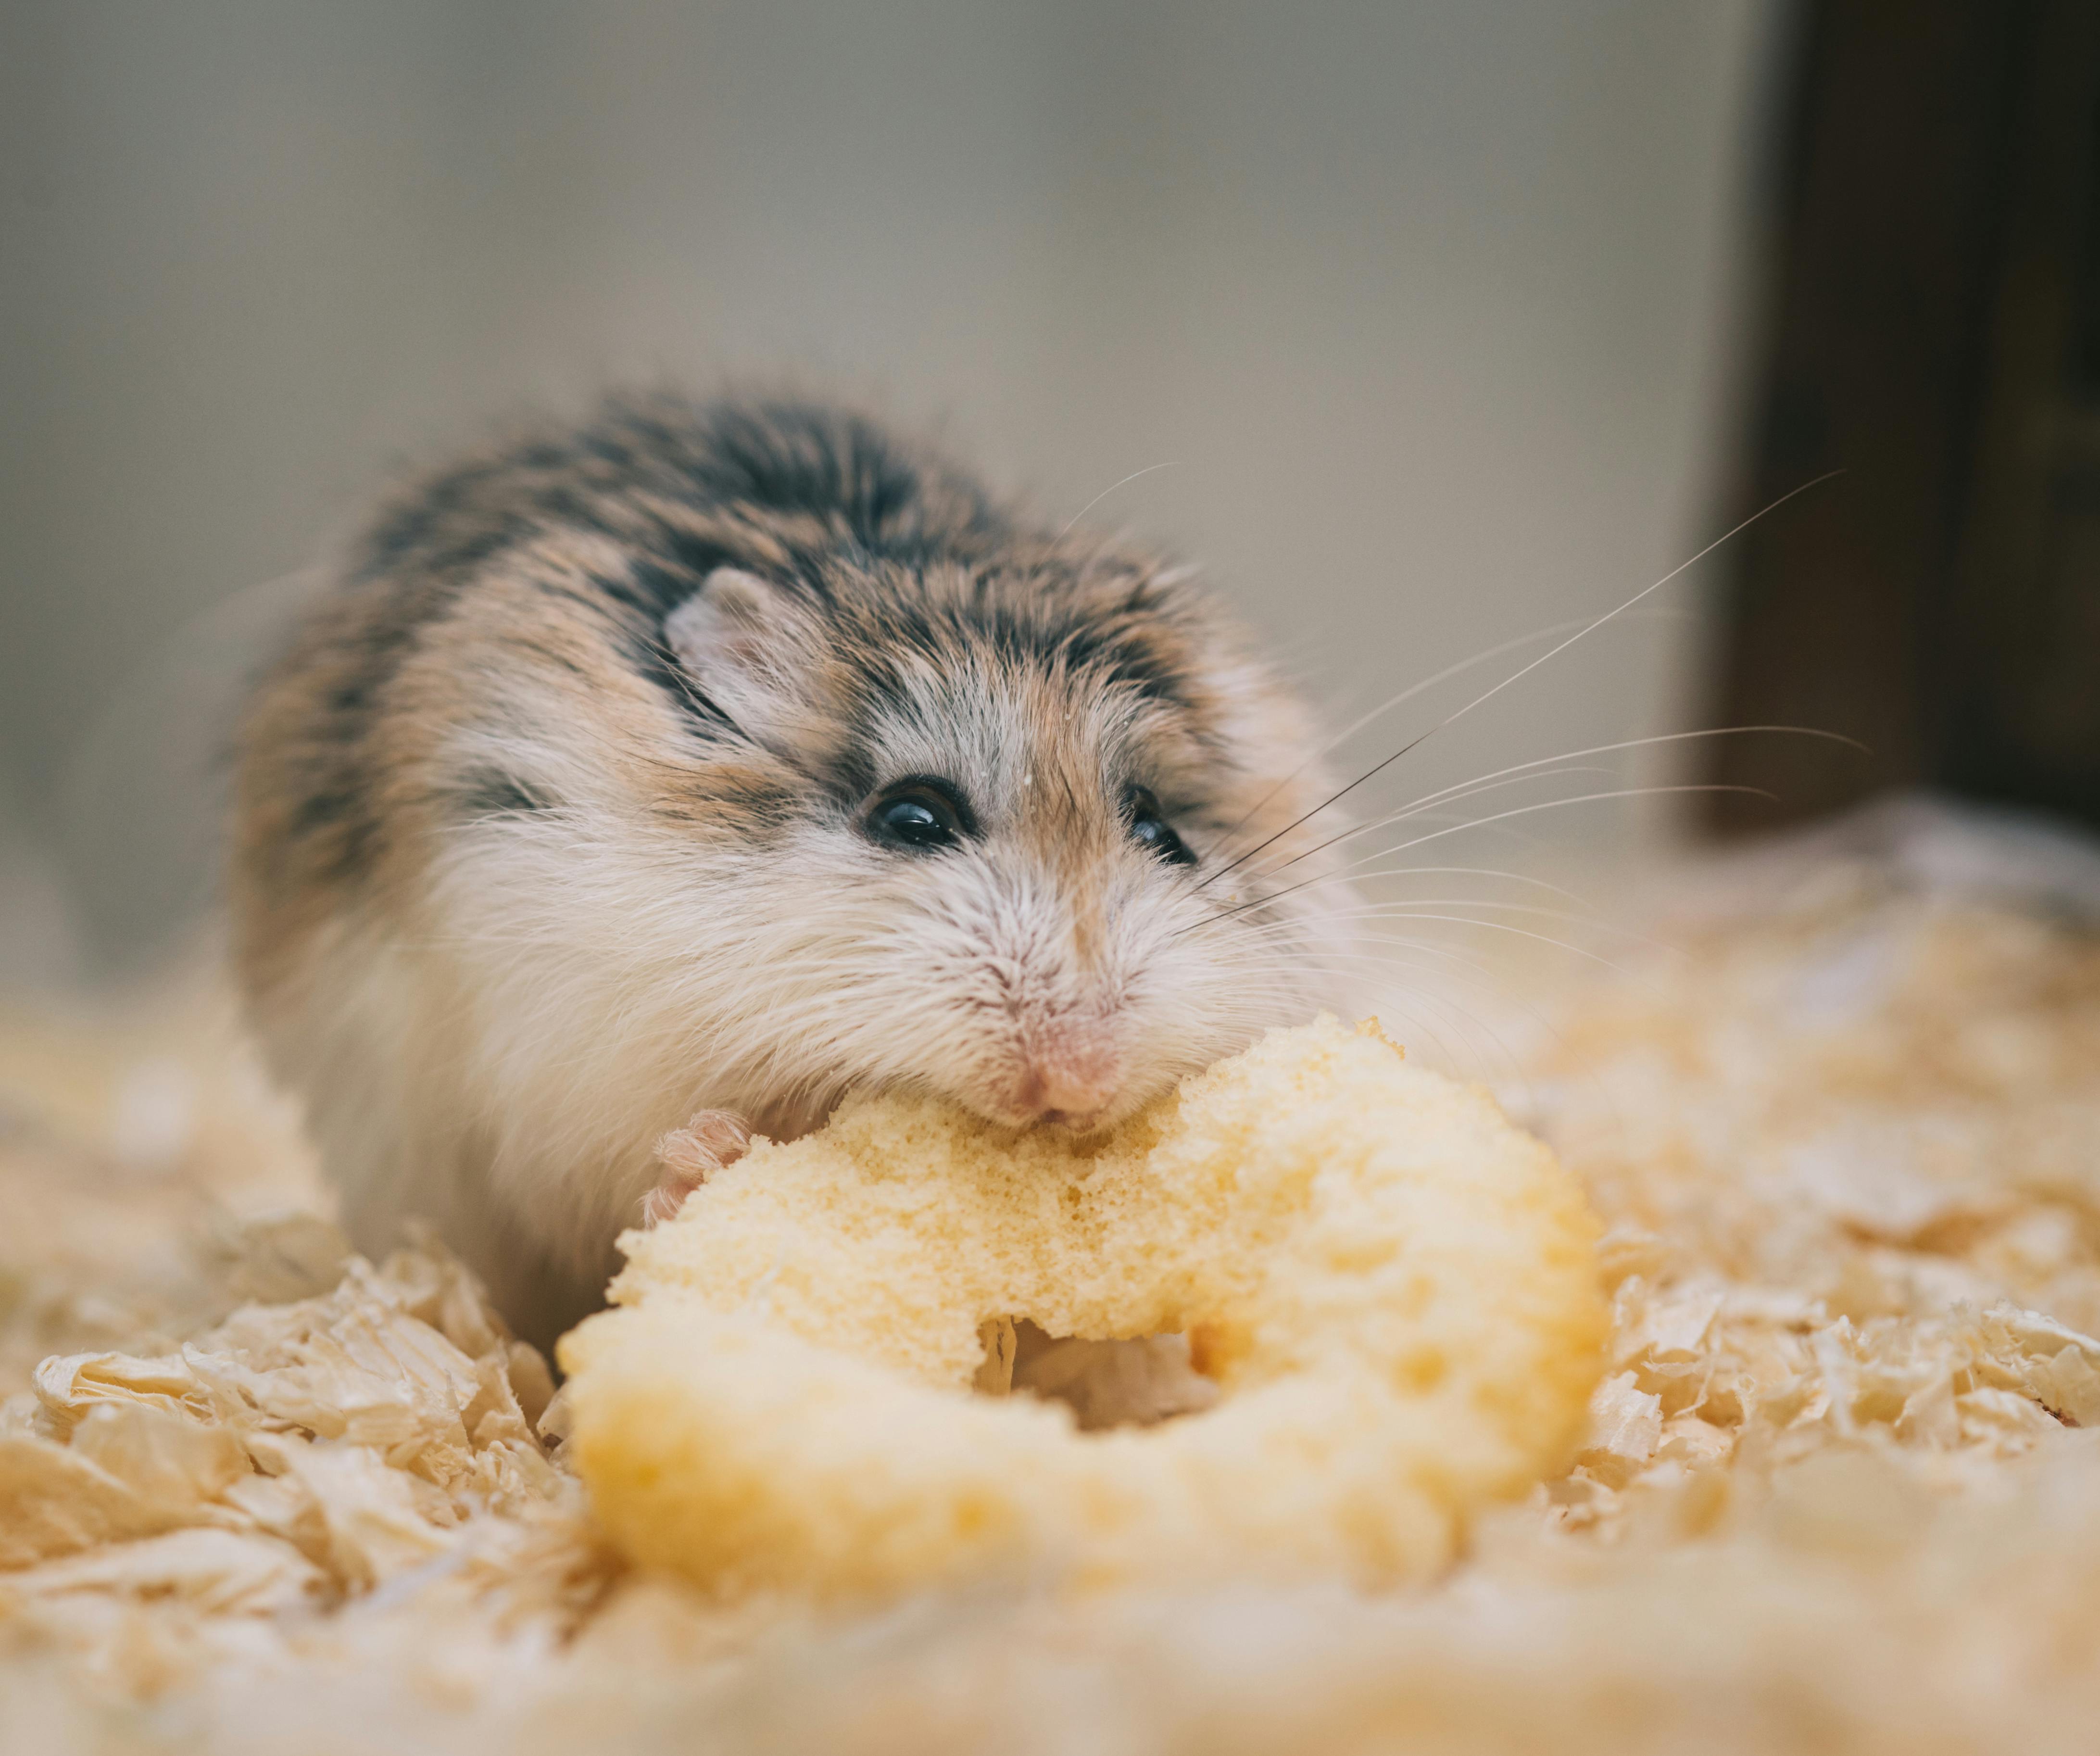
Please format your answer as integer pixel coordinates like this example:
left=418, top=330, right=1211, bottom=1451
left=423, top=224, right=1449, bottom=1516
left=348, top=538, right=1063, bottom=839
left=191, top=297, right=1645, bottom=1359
left=643, top=1110, right=752, bottom=1225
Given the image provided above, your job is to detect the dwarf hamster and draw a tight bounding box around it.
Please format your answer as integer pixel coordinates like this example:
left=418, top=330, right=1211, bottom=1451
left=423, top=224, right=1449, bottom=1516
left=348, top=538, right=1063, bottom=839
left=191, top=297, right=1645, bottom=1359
left=232, top=395, right=1360, bottom=1347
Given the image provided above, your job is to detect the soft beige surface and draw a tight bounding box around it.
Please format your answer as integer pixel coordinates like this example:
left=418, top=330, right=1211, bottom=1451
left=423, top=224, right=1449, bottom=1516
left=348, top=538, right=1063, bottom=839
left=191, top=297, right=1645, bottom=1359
left=561, top=1016, right=1607, bottom=1599
left=5, top=798, right=2100, bottom=1754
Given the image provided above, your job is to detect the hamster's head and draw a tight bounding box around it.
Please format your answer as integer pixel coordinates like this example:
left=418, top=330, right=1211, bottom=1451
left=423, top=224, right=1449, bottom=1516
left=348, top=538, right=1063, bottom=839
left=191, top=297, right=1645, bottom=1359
left=401, top=540, right=1361, bottom=1141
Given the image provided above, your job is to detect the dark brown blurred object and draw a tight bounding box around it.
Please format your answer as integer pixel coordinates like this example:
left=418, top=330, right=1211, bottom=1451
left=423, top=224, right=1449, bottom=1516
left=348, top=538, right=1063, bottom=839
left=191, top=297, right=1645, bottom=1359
left=1708, top=0, right=2100, bottom=833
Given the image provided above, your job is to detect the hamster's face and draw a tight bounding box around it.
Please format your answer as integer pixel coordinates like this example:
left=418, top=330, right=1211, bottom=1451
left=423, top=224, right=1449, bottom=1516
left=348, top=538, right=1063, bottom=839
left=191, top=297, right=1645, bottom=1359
left=418, top=555, right=1357, bottom=1138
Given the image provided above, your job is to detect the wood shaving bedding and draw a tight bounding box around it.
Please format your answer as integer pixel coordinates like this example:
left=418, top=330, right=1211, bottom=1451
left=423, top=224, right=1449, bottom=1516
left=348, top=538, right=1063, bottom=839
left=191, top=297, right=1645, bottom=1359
left=3, top=796, right=2099, bottom=1754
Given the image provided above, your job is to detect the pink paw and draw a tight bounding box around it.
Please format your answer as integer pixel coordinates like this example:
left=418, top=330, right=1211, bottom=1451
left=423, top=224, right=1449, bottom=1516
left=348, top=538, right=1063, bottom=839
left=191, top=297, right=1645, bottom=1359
left=643, top=1110, right=752, bottom=1225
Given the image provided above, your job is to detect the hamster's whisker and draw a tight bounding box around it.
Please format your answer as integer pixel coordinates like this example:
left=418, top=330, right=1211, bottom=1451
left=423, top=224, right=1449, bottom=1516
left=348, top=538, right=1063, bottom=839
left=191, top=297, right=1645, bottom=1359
left=1220, top=862, right=1589, bottom=902
left=1212, top=617, right=1613, bottom=849
left=1278, top=782, right=1772, bottom=897
left=1217, top=888, right=1678, bottom=944
left=1238, top=725, right=1861, bottom=885
left=1220, top=904, right=1676, bottom=970
left=1196, top=474, right=1842, bottom=891
left=1230, top=762, right=1619, bottom=883
left=1183, top=783, right=1772, bottom=936
left=1213, top=907, right=1637, bottom=974
left=1202, top=931, right=1607, bottom=1087
left=1055, top=460, right=1182, bottom=543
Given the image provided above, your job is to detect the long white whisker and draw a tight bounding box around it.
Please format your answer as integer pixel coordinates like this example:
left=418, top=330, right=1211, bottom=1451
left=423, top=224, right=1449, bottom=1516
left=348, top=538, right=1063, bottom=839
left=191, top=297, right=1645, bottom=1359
left=1216, top=617, right=1635, bottom=846
left=1244, top=725, right=1861, bottom=883
left=1221, top=764, right=1615, bottom=891
left=1055, top=461, right=1181, bottom=543
left=1196, top=473, right=1841, bottom=888
left=1219, top=894, right=1682, bottom=957
left=1188, top=784, right=1768, bottom=932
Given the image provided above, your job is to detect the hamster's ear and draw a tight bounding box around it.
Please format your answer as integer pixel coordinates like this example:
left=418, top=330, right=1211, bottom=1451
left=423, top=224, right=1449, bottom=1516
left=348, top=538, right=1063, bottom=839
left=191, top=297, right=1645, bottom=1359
left=662, top=567, right=817, bottom=735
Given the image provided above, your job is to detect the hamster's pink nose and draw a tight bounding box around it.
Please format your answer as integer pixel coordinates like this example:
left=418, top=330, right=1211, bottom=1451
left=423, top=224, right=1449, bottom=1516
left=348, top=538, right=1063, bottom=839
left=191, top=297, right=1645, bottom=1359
left=1011, top=1034, right=1122, bottom=1128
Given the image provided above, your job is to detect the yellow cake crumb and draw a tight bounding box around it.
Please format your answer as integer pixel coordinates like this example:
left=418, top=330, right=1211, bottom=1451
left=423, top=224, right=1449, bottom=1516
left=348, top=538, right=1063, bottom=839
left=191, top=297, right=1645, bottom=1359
left=559, top=1015, right=1608, bottom=1601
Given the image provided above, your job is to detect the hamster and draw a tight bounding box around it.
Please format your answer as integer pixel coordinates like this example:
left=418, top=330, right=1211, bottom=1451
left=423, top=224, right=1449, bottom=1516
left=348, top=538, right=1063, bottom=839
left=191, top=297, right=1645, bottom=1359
left=231, top=395, right=1361, bottom=1348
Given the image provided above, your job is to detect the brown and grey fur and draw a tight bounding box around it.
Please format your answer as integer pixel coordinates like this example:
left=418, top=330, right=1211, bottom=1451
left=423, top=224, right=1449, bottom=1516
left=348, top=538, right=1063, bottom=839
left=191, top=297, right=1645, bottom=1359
left=232, top=395, right=1360, bottom=1346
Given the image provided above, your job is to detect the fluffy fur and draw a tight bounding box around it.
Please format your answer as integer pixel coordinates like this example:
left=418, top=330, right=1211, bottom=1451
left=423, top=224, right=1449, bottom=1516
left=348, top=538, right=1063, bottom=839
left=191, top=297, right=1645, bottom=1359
left=231, top=395, right=1360, bottom=1345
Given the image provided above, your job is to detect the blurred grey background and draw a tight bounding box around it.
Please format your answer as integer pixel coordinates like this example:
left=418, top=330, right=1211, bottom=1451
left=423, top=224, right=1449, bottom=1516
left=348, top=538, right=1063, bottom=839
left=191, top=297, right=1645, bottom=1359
left=2, top=0, right=1781, bottom=986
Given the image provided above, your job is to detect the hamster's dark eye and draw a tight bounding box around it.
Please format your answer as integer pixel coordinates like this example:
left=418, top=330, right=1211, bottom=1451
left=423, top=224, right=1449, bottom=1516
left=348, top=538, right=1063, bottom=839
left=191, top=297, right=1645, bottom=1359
left=864, top=779, right=972, bottom=853
left=1125, top=786, right=1197, bottom=867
